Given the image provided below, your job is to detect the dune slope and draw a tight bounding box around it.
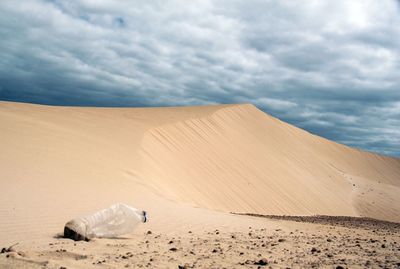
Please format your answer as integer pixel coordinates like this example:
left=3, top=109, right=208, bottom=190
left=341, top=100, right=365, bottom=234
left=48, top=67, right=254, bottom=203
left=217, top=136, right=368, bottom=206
left=140, top=104, right=400, bottom=219
left=0, top=101, right=399, bottom=246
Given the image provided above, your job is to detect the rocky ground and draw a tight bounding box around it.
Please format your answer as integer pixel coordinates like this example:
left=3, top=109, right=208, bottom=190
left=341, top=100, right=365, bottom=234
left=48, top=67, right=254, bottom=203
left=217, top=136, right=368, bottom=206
left=1, top=216, right=399, bottom=268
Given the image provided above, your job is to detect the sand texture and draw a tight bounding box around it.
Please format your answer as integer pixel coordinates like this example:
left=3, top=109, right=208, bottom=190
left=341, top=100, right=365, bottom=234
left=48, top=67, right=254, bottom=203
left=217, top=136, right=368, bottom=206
left=0, top=101, right=399, bottom=268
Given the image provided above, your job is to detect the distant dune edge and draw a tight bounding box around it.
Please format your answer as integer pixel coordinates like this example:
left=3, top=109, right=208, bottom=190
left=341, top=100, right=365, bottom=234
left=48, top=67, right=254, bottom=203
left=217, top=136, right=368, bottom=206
left=0, top=101, right=399, bottom=245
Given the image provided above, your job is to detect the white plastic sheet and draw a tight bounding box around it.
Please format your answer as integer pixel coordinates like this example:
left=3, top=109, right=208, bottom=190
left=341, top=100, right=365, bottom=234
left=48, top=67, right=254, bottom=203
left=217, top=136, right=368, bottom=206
left=64, top=203, right=147, bottom=240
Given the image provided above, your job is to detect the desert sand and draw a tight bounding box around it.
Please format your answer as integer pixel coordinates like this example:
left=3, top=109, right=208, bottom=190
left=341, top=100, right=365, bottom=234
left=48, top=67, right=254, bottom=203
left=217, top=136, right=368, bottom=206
left=0, top=101, right=399, bottom=268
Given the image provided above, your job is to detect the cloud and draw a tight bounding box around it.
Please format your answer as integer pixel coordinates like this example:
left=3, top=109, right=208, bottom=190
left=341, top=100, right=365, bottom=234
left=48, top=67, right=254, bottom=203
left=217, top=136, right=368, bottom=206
left=0, top=0, right=399, bottom=157
left=255, top=98, right=297, bottom=111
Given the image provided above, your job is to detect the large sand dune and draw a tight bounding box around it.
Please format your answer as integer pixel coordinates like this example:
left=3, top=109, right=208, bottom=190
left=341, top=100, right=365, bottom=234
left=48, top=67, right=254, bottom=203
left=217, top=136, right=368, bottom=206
left=1, top=101, right=400, bottom=248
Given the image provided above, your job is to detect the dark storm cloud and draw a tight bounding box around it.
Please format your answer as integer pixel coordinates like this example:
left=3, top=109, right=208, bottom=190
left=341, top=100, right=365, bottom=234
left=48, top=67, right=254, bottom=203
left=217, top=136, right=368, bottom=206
left=0, top=0, right=399, bottom=157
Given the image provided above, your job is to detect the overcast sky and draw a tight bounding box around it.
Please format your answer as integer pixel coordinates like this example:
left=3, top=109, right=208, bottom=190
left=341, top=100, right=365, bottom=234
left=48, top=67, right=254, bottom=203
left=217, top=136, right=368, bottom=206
left=0, top=0, right=399, bottom=157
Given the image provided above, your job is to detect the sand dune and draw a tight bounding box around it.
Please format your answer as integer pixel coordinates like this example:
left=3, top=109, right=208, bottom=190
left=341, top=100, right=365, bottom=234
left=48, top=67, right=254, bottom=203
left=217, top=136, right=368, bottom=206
left=1, top=101, right=400, bottom=250
left=141, top=104, right=400, bottom=219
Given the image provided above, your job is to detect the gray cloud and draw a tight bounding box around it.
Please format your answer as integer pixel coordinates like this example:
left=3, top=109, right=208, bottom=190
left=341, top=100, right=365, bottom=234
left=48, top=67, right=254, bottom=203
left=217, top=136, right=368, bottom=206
left=0, top=0, right=399, bottom=157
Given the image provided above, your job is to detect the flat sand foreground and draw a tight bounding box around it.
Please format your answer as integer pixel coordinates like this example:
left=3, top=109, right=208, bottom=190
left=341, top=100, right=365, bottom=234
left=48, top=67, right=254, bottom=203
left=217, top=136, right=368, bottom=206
left=1, top=215, right=399, bottom=268
left=0, top=101, right=400, bottom=268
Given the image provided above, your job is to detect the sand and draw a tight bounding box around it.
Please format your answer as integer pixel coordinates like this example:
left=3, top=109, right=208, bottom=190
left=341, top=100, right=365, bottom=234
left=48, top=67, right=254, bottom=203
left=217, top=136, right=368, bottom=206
left=0, top=101, right=399, bottom=268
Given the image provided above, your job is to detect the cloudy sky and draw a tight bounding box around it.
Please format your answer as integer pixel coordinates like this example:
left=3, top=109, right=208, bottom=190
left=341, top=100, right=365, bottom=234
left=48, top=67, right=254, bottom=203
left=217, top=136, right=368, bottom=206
left=0, top=1, right=399, bottom=157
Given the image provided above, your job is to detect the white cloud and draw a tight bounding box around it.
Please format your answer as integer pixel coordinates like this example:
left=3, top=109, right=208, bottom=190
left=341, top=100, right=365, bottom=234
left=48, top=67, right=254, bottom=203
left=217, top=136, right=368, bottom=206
left=255, top=98, right=297, bottom=111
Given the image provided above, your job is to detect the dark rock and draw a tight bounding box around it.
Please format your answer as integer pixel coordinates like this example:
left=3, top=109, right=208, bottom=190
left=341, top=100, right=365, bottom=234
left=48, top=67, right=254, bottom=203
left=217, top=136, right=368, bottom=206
left=169, top=247, right=178, bottom=252
left=146, top=231, right=152, bottom=235
left=254, top=258, right=268, bottom=266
